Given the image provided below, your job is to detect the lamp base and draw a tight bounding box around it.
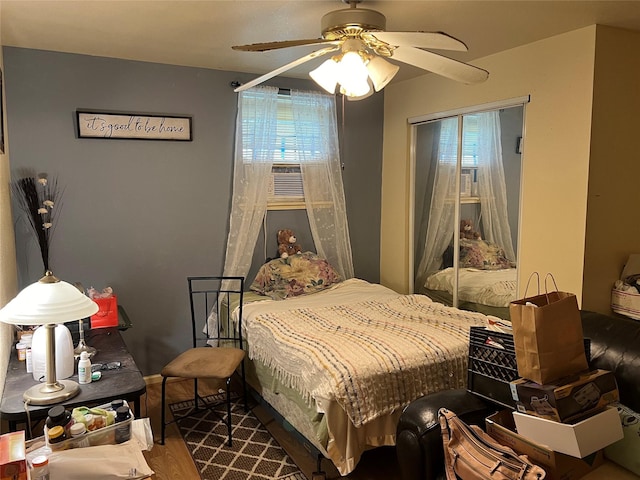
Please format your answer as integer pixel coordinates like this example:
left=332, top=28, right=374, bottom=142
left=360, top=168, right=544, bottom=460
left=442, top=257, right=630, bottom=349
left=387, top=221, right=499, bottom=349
left=23, top=379, right=80, bottom=405
left=74, top=340, right=97, bottom=359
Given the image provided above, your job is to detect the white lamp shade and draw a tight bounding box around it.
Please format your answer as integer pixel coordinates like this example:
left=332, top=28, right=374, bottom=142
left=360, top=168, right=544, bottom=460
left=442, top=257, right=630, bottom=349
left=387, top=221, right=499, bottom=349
left=337, top=51, right=371, bottom=98
left=0, top=274, right=99, bottom=325
left=310, top=59, right=339, bottom=94
left=367, top=55, right=400, bottom=92
left=346, top=79, right=375, bottom=101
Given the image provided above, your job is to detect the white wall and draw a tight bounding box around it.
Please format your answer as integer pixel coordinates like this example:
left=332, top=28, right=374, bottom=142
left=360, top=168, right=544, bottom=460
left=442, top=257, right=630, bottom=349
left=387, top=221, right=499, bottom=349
left=381, top=26, right=597, bottom=302
left=582, top=26, right=640, bottom=312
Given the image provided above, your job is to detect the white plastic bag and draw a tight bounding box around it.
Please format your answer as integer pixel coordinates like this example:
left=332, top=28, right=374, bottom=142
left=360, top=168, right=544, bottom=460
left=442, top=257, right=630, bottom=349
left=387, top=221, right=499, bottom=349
left=48, top=442, right=154, bottom=479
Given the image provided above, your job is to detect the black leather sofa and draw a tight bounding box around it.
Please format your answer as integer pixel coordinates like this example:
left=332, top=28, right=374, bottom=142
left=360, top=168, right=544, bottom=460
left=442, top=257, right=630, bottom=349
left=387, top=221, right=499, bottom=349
left=396, top=311, right=640, bottom=480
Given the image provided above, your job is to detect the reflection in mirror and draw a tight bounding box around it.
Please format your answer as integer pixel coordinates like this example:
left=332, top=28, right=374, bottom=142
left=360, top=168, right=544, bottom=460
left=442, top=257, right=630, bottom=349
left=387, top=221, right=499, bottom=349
left=413, top=104, right=524, bottom=319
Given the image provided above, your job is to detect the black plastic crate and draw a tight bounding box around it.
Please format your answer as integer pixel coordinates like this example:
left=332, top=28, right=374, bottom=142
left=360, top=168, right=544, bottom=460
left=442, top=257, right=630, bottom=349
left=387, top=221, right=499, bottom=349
left=467, top=326, right=519, bottom=409
left=467, top=326, right=592, bottom=410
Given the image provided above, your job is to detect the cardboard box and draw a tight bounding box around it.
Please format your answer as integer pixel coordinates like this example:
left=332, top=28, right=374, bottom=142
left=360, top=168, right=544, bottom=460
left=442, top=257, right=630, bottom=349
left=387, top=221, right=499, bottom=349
left=513, top=407, right=623, bottom=458
left=0, top=431, right=27, bottom=480
left=510, top=369, right=619, bottom=423
left=486, top=410, right=603, bottom=480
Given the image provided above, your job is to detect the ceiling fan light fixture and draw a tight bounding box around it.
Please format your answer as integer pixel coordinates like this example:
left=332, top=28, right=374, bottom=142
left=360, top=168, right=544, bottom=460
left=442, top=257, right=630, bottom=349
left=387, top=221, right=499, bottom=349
left=310, top=47, right=371, bottom=98
left=232, top=1, right=489, bottom=95
left=310, top=58, right=340, bottom=94
left=366, top=55, right=400, bottom=92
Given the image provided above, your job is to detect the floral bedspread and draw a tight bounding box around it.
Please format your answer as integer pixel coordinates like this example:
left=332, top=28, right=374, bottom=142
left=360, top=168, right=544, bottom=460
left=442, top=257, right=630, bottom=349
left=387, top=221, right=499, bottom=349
left=244, top=293, right=490, bottom=427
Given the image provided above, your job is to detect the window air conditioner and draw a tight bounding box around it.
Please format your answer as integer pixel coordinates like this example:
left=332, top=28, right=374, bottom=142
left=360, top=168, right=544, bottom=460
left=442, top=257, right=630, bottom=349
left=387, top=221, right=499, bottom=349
left=268, top=166, right=304, bottom=209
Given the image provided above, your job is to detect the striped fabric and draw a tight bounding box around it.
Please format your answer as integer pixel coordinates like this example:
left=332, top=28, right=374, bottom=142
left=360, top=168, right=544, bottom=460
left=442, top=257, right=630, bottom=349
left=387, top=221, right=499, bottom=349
left=246, top=294, right=490, bottom=428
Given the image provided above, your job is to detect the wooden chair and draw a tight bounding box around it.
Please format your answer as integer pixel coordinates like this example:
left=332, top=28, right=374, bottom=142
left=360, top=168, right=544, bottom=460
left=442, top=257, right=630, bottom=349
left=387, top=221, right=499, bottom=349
left=160, top=276, right=246, bottom=446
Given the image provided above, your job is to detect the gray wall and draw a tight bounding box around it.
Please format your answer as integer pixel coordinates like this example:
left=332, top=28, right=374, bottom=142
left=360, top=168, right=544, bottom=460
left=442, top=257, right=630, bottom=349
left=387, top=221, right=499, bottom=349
left=499, top=106, right=523, bottom=255
left=3, top=47, right=383, bottom=375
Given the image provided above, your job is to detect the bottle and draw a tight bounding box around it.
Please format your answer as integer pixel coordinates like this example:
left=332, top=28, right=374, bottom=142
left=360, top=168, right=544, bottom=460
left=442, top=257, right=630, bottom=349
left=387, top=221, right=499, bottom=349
left=46, top=405, right=74, bottom=437
left=25, top=346, right=33, bottom=373
left=30, top=455, right=50, bottom=480
left=47, top=425, right=66, bottom=444
left=114, top=405, right=131, bottom=443
left=78, top=351, right=92, bottom=384
left=70, top=422, right=90, bottom=447
left=21, top=333, right=33, bottom=372
left=70, top=421, right=87, bottom=437
left=16, top=342, right=26, bottom=361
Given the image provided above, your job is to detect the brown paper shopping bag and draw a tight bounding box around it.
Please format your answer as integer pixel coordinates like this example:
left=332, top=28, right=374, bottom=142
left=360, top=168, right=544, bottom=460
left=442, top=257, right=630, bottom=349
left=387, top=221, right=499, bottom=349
left=509, top=273, right=588, bottom=384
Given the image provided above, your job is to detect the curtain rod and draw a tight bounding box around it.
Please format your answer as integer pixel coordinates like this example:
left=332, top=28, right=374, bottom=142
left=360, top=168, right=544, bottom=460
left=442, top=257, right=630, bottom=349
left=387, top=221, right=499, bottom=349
left=230, top=82, right=290, bottom=94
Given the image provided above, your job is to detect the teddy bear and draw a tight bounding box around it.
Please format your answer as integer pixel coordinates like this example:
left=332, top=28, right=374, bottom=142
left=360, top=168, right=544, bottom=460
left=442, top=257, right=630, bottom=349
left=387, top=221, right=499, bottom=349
left=460, top=219, right=481, bottom=240
left=277, top=229, right=302, bottom=258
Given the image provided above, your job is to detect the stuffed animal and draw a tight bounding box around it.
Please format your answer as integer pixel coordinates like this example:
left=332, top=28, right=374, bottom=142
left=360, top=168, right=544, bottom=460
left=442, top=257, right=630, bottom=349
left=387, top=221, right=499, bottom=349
left=460, top=219, right=481, bottom=240
left=277, top=229, right=302, bottom=258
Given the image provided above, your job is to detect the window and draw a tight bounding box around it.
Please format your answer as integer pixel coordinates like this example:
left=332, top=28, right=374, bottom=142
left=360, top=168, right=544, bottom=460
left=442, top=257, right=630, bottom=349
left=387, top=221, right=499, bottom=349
left=437, top=114, right=480, bottom=167
left=264, top=93, right=307, bottom=209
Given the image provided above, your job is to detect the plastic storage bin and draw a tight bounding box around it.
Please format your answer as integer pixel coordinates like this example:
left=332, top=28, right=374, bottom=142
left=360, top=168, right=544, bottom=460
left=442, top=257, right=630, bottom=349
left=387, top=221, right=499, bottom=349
left=44, top=399, right=133, bottom=451
left=467, top=326, right=519, bottom=408
left=467, top=326, right=591, bottom=409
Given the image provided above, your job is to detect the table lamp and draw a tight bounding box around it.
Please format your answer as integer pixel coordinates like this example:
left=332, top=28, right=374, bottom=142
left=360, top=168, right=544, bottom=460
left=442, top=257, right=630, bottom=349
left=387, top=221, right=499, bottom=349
left=0, top=271, right=99, bottom=405
left=72, top=281, right=97, bottom=358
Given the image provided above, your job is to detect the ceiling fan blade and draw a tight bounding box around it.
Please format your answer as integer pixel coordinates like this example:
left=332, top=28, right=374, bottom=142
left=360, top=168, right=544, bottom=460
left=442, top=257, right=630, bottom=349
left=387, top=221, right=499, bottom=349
left=391, top=46, right=489, bottom=84
left=234, top=45, right=341, bottom=92
left=232, top=39, right=340, bottom=52
left=369, top=31, right=468, bottom=52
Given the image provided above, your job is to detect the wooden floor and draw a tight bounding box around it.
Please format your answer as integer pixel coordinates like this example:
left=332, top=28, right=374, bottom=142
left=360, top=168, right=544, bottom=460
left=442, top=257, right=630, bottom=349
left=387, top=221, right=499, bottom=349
left=140, top=376, right=402, bottom=480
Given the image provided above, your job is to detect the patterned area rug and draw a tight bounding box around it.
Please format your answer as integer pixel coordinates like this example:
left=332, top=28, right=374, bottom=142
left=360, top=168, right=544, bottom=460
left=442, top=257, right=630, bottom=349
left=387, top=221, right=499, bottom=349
left=170, top=394, right=307, bottom=480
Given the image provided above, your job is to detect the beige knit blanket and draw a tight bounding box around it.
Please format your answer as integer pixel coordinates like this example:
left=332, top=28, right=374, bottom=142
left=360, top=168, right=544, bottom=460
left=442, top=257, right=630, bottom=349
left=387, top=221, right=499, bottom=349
left=245, top=294, right=490, bottom=427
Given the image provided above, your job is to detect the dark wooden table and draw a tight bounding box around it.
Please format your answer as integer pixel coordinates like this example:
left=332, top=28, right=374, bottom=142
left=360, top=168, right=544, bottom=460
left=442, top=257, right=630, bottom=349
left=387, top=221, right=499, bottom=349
left=1, top=325, right=146, bottom=436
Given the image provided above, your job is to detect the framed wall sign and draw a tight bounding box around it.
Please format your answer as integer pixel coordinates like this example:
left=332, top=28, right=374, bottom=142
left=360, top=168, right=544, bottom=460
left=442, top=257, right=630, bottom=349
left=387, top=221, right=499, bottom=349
left=76, top=110, right=192, bottom=141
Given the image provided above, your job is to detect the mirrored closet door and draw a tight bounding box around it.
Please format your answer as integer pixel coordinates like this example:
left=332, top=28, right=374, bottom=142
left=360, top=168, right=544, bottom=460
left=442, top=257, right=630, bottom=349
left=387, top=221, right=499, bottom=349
left=411, top=99, right=526, bottom=319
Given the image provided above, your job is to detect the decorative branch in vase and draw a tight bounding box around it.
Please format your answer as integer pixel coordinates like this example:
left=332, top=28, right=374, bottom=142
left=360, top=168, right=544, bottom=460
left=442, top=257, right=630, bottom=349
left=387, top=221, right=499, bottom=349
left=12, top=171, right=64, bottom=274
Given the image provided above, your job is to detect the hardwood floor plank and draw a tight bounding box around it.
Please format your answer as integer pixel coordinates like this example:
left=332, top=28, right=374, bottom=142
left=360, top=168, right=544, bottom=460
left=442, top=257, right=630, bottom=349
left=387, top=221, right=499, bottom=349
left=140, top=376, right=401, bottom=480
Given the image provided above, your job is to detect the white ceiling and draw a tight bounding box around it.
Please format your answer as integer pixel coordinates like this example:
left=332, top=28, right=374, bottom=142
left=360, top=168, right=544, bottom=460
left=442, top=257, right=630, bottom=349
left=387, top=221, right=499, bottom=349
left=2, top=0, right=640, bottom=84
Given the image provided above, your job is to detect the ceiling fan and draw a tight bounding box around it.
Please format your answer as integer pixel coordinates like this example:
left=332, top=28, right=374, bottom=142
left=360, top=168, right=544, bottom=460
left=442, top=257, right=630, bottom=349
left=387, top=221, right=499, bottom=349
left=232, top=0, right=489, bottom=99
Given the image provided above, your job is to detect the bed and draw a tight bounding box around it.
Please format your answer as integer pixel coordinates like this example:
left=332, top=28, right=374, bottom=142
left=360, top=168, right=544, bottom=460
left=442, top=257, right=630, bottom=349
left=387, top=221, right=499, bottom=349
left=225, top=252, right=502, bottom=475
left=422, top=238, right=517, bottom=319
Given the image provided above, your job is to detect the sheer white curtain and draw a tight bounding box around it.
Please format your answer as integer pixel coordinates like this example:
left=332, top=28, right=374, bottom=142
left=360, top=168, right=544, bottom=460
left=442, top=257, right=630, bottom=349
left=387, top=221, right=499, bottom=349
left=222, top=86, right=279, bottom=280
left=207, top=87, right=278, bottom=341
left=415, top=111, right=515, bottom=291
left=475, top=111, right=515, bottom=262
left=415, top=117, right=458, bottom=288
left=290, top=90, right=354, bottom=279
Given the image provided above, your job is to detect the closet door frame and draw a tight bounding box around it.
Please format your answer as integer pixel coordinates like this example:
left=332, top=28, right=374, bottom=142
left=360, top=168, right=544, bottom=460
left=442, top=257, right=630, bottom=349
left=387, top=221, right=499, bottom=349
left=408, top=95, right=530, bottom=301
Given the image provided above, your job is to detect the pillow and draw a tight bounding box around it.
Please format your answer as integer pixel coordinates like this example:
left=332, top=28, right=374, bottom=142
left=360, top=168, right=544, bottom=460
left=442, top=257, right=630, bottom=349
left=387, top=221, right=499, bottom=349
left=458, top=238, right=512, bottom=270
left=250, top=251, right=342, bottom=300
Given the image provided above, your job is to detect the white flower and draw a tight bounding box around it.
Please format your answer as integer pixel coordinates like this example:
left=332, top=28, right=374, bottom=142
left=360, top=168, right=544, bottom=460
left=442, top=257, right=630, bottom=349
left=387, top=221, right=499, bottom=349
left=43, top=222, right=53, bottom=229
left=38, top=177, right=48, bottom=186
left=43, top=200, right=54, bottom=208
left=37, top=208, right=48, bottom=214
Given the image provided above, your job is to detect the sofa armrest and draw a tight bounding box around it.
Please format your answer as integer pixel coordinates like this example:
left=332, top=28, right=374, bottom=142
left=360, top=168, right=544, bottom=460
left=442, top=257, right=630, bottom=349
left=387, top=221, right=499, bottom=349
left=396, top=389, right=496, bottom=480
